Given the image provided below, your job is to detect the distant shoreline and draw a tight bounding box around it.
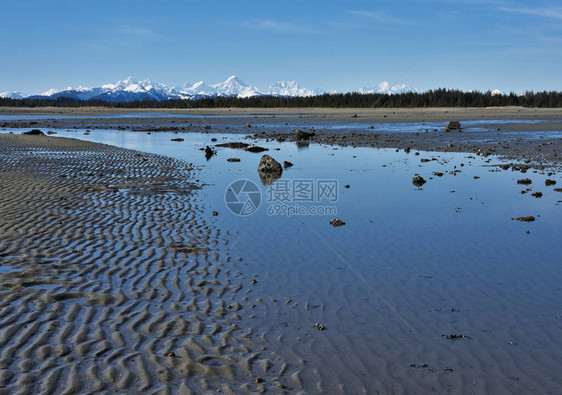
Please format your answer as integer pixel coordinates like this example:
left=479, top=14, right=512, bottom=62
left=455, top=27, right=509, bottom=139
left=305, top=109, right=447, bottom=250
left=2, top=106, right=562, bottom=123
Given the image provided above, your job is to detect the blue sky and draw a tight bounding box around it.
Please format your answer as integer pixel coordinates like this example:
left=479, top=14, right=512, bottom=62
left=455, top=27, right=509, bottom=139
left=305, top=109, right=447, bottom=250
left=1, top=0, right=561, bottom=94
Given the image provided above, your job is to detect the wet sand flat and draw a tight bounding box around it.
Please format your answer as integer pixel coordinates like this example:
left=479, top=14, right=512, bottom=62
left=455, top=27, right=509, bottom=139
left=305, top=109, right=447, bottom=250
left=0, top=134, right=299, bottom=393
left=2, top=106, right=562, bottom=123
left=2, top=107, right=562, bottom=168
left=1, top=116, right=562, bottom=393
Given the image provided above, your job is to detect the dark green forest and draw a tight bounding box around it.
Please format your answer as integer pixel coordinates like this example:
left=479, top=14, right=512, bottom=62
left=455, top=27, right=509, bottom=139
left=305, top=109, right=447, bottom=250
left=1, top=89, right=562, bottom=108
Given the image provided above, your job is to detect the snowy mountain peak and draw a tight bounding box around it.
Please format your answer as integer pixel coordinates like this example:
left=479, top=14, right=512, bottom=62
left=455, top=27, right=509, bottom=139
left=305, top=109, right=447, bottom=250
left=4, top=76, right=416, bottom=102
left=359, top=81, right=414, bottom=95
left=0, top=91, right=26, bottom=99
left=266, top=81, right=320, bottom=97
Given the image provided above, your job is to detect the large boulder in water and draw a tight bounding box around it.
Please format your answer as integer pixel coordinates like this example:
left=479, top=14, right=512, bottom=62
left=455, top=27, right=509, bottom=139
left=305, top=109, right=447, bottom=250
left=295, top=129, right=315, bottom=140
left=257, top=155, right=283, bottom=185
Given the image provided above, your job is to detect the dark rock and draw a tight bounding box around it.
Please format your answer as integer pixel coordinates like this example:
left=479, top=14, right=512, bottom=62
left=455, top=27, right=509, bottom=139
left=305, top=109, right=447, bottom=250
left=295, top=129, right=315, bottom=141
left=412, top=176, right=427, bottom=187
left=404, top=147, right=411, bottom=153
left=531, top=191, right=543, bottom=198
left=283, top=161, right=293, bottom=168
left=227, top=158, right=241, bottom=162
left=545, top=179, right=557, bottom=186
left=329, top=219, right=346, bottom=227
left=212, top=211, right=219, bottom=216
left=444, top=121, right=462, bottom=132
left=513, top=216, right=535, bottom=222
left=216, top=142, right=250, bottom=149
left=205, top=146, right=216, bottom=160
left=23, top=129, right=45, bottom=136
left=433, top=172, right=444, bottom=177
left=170, top=138, right=184, bottom=142
left=246, top=146, right=269, bottom=153
left=554, top=188, right=562, bottom=192
left=420, top=158, right=430, bottom=163
left=517, top=178, right=532, bottom=185
left=257, top=155, right=283, bottom=185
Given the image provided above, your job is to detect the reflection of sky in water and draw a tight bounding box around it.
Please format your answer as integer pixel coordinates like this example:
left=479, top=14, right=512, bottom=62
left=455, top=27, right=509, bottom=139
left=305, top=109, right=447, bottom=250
left=1, top=125, right=562, bottom=383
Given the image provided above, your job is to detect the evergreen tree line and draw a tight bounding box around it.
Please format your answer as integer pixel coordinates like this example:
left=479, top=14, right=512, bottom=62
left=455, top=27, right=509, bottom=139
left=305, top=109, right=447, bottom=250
left=1, top=89, right=562, bottom=108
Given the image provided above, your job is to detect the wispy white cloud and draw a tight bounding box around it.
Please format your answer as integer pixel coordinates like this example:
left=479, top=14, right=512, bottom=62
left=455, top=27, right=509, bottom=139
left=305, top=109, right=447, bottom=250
left=241, top=20, right=321, bottom=34
left=345, top=10, right=414, bottom=25
left=114, top=26, right=161, bottom=38
left=498, top=6, right=562, bottom=20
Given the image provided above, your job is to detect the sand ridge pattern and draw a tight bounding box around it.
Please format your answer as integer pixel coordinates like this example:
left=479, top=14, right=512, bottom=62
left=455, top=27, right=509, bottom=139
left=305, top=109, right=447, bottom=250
left=0, top=134, right=297, bottom=393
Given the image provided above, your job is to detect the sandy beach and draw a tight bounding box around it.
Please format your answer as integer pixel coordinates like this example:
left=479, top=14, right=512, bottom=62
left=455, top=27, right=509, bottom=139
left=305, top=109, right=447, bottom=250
left=2, top=107, right=562, bottom=169
left=0, top=134, right=302, bottom=393
left=2, top=106, right=562, bottom=122
left=1, top=110, right=562, bottom=393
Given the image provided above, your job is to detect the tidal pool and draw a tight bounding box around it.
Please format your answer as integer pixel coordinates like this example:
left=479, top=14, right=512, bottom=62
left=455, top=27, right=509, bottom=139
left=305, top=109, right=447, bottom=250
left=2, top=125, right=562, bottom=392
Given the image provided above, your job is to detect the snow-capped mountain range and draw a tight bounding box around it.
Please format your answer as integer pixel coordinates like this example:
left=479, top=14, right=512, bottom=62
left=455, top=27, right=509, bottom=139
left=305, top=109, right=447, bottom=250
left=0, top=76, right=419, bottom=102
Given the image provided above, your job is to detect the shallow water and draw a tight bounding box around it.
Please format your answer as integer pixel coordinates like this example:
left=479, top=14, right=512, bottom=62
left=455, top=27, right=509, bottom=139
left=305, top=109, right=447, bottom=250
left=2, top=125, right=562, bottom=392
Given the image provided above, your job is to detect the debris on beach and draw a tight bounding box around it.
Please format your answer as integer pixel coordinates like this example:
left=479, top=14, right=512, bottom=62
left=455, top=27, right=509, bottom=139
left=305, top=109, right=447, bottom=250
left=23, top=129, right=45, bottom=136
left=443, top=334, right=466, bottom=340
left=257, top=155, right=283, bottom=185
left=412, top=176, right=427, bottom=187
left=314, top=323, right=325, bottom=331
left=329, top=219, right=346, bottom=227
left=444, top=121, right=462, bottom=132
left=513, top=216, right=535, bottom=222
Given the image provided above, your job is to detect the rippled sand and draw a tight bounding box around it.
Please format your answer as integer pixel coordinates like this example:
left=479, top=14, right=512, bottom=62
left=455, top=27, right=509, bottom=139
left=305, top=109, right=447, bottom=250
left=2, top=133, right=562, bottom=394
left=0, top=135, right=303, bottom=393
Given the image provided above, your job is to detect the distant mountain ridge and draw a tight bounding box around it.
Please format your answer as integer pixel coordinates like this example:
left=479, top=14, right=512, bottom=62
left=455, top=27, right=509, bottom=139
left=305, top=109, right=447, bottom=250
left=0, top=76, right=421, bottom=102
